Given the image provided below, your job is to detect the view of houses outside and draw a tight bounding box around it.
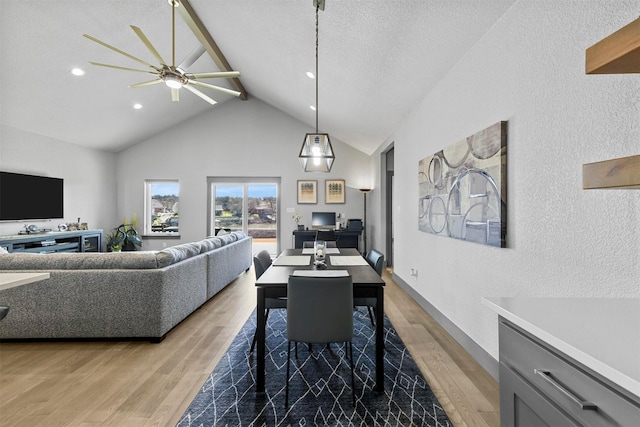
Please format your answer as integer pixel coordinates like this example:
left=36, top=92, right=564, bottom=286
left=148, top=181, right=179, bottom=233
left=213, top=183, right=278, bottom=254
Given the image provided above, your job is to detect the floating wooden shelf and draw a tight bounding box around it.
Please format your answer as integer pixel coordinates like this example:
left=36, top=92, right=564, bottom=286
left=583, top=154, right=640, bottom=189
left=586, top=17, right=640, bottom=74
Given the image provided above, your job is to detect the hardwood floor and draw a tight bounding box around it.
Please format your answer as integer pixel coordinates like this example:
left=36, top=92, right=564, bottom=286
left=0, top=267, right=499, bottom=426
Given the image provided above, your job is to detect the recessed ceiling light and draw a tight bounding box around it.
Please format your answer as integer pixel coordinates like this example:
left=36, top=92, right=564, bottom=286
left=71, top=68, right=85, bottom=76
left=133, top=103, right=143, bottom=110
left=310, top=105, right=316, bottom=111
left=306, top=71, right=315, bottom=79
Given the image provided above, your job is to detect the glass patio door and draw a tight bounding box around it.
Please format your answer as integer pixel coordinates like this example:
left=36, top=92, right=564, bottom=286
left=208, top=178, right=280, bottom=256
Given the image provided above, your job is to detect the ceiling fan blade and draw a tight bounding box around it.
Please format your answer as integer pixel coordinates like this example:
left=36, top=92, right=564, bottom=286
left=189, top=80, right=241, bottom=97
left=89, top=62, right=158, bottom=74
left=83, top=34, right=157, bottom=70
left=190, top=71, right=240, bottom=79
left=177, top=45, right=206, bottom=73
left=130, top=25, right=167, bottom=66
left=183, top=85, right=217, bottom=105
left=171, top=88, right=180, bottom=102
left=129, top=79, right=163, bottom=88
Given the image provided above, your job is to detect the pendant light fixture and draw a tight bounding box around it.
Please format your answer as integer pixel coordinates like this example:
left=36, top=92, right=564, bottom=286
left=299, top=0, right=335, bottom=173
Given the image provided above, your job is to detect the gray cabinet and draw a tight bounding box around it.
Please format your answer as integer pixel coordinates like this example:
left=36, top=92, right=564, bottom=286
left=499, top=318, right=640, bottom=427
left=0, top=230, right=103, bottom=253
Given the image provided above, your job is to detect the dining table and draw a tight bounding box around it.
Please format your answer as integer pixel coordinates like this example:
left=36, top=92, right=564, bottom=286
left=254, top=247, right=386, bottom=392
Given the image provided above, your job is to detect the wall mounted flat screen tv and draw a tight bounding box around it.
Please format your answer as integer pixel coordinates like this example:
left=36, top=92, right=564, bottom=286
left=311, top=212, right=335, bottom=229
left=0, top=171, right=64, bottom=221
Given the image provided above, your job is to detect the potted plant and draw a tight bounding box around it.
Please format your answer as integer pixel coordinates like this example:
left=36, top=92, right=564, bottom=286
left=110, top=213, right=142, bottom=251
left=292, top=212, right=304, bottom=231
left=111, top=244, right=122, bottom=252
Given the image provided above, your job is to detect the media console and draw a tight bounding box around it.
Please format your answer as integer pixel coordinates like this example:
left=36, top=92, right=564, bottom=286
left=292, top=229, right=361, bottom=250
left=0, top=230, right=103, bottom=253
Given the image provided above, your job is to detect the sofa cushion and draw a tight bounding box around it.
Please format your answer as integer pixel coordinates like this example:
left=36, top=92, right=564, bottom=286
left=217, top=234, right=234, bottom=246
left=0, top=251, right=161, bottom=270
left=198, top=238, right=221, bottom=253
left=156, top=242, right=202, bottom=268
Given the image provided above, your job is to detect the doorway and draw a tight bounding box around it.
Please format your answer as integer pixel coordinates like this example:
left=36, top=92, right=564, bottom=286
left=208, top=177, right=281, bottom=256
left=384, top=147, right=394, bottom=267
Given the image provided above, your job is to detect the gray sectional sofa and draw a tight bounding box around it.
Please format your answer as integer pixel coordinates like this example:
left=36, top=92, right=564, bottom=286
left=0, top=232, right=252, bottom=342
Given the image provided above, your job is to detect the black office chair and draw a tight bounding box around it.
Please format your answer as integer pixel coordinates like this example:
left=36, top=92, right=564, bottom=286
left=285, top=275, right=356, bottom=407
left=355, top=249, right=384, bottom=325
left=303, top=240, right=337, bottom=248
left=315, top=229, right=336, bottom=241
left=250, top=250, right=287, bottom=352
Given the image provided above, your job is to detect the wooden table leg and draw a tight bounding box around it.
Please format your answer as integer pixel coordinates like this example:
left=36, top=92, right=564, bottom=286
left=256, top=287, right=266, bottom=392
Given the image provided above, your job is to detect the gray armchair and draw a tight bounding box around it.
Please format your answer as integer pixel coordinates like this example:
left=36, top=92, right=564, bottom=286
left=285, top=275, right=356, bottom=407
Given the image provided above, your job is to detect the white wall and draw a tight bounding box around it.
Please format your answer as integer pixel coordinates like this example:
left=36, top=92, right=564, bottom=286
left=116, top=97, right=372, bottom=250
left=0, top=124, right=117, bottom=238
left=386, top=0, right=639, bottom=370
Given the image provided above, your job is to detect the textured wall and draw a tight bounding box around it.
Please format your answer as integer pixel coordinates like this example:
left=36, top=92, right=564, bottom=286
left=0, top=125, right=117, bottom=237
left=115, top=97, right=372, bottom=250
left=389, top=0, right=640, bottom=363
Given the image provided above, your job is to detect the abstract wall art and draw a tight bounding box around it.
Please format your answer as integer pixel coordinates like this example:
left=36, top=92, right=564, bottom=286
left=418, top=121, right=507, bottom=247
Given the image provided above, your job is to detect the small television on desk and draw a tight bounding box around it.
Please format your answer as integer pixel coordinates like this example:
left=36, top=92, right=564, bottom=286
left=311, top=212, right=335, bottom=229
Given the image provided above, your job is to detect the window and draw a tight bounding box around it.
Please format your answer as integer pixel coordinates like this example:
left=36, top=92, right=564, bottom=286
left=145, top=180, right=180, bottom=235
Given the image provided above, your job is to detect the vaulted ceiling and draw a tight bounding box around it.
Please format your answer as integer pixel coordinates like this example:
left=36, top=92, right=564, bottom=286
left=0, top=0, right=516, bottom=155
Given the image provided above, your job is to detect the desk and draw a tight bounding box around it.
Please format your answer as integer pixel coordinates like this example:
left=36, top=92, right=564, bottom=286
left=292, top=230, right=362, bottom=250
left=255, top=248, right=385, bottom=392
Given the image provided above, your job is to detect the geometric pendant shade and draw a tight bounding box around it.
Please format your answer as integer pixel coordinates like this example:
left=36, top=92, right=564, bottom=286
left=299, top=133, right=335, bottom=172
left=298, top=0, right=334, bottom=173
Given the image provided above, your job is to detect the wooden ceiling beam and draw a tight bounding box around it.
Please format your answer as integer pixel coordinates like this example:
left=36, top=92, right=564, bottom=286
left=178, top=0, right=248, bottom=100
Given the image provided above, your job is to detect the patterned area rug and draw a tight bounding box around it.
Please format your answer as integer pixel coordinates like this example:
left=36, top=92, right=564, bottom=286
left=177, top=307, right=452, bottom=426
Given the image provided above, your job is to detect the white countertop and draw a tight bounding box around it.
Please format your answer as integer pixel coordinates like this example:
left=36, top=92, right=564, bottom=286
left=0, top=272, right=51, bottom=291
left=482, top=297, right=640, bottom=399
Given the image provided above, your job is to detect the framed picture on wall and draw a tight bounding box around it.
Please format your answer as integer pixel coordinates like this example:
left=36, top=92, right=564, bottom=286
left=297, top=180, right=318, bottom=204
left=325, top=179, right=346, bottom=204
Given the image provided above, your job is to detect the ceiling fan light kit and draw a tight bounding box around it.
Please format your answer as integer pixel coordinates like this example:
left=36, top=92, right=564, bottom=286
left=299, top=0, right=334, bottom=173
left=83, top=0, right=240, bottom=106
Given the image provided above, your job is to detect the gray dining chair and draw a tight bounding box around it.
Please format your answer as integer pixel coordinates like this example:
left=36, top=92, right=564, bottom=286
left=285, top=275, right=355, bottom=407
left=355, top=249, right=384, bottom=325
left=250, top=250, right=287, bottom=352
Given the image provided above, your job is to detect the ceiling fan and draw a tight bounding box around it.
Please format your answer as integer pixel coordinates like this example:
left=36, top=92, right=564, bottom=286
left=83, top=0, right=240, bottom=105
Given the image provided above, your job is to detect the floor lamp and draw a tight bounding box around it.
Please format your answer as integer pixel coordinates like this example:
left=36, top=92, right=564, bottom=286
left=359, top=188, right=371, bottom=254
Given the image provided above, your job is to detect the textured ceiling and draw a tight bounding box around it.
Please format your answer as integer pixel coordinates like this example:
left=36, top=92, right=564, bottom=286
left=0, top=0, right=516, bottom=155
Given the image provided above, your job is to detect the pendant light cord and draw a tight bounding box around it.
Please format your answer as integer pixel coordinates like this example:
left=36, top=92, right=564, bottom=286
left=315, top=4, right=319, bottom=134
left=172, top=2, right=176, bottom=67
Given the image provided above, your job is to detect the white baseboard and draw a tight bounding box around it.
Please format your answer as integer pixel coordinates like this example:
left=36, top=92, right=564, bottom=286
left=391, top=272, right=499, bottom=381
